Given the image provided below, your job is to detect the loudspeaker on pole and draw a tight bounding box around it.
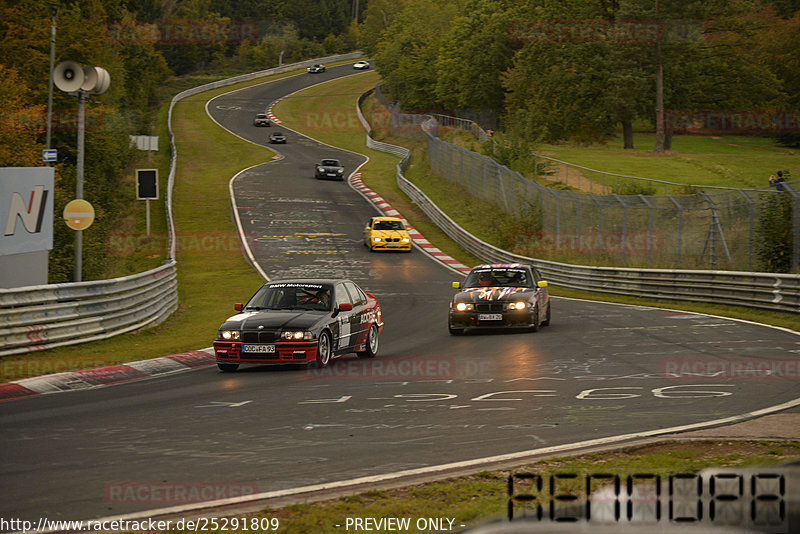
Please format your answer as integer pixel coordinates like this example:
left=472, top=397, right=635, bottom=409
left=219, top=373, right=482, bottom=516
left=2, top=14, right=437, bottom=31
left=53, top=61, right=84, bottom=93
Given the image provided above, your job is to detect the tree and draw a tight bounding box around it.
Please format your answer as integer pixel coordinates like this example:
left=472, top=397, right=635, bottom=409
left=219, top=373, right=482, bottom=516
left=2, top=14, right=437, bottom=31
left=434, top=0, right=519, bottom=117
left=373, top=0, right=462, bottom=109
left=359, top=0, right=408, bottom=55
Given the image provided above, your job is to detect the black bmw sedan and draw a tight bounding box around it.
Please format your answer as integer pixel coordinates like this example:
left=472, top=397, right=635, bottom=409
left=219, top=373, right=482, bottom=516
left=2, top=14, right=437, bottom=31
left=213, top=279, right=382, bottom=371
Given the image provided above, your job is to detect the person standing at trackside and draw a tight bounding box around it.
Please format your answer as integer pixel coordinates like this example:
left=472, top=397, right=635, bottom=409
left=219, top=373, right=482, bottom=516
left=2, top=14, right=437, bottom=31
left=769, top=170, right=786, bottom=191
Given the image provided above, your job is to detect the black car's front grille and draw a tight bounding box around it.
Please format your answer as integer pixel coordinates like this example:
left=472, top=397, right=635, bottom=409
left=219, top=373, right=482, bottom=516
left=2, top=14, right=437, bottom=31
left=476, top=303, right=503, bottom=313
left=242, top=331, right=277, bottom=343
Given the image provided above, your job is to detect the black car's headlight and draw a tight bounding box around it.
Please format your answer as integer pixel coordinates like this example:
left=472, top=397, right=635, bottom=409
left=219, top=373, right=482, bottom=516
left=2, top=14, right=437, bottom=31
left=505, top=301, right=528, bottom=310
left=219, top=330, right=240, bottom=340
left=337, top=168, right=343, bottom=174
left=280, top=330, right=314, bottom=340
left=454, top=302, right=474, bottom=312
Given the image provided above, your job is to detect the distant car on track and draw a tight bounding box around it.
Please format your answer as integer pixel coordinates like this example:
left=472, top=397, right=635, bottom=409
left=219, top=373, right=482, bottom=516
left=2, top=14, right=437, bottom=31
left=307, top=64, right=326, bottom=73
left=269, top=131, right=287, bottom=144
left=353, top=61, right=370, bottom=70
left=315, top=158, right=345, bottom=180
left=448, top=263, right=550, bottom=335
left=364, top=216, right=412, bottom=252
left=253, top=113, right=270, bottom=127
left=213, top=279, right=383, bottom=371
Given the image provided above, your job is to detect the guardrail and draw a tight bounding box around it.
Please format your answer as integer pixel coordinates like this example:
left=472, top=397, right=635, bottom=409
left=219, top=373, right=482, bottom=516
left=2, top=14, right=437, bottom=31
left=0, top=53, right=364, bottom=358
left=357, top=88, right=800, bottom=314
left=0, top=263, right=177, bottom=357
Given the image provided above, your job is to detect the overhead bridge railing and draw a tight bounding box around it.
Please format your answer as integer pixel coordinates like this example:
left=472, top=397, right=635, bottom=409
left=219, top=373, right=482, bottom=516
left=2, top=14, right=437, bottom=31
left=357, top=88, right=800, bottom=314
left=0, top=262, right=177, bottom=357
left=1, top=53, right=365, bottom=359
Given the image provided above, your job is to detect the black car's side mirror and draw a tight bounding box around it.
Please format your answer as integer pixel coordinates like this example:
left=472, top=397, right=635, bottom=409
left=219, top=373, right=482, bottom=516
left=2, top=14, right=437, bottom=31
left=332, top=301, right=353, bottom=317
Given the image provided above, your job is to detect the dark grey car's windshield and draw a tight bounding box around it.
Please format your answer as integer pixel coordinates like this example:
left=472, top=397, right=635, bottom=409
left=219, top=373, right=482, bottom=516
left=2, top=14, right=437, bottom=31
left=245, top=283, right=333, bottom=311
left=464, top=268, right=531, bottom=289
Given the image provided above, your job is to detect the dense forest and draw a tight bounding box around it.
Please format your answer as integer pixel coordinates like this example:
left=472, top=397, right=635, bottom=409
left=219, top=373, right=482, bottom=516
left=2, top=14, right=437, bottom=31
left=365, top=0, right=800, bottom=152
left=0, top=0, right=362, bottom=282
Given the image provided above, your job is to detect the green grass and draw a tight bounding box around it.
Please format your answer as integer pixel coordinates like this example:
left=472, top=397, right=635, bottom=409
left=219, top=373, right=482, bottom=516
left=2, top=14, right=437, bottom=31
left=537, top=133, right=796, bottom=189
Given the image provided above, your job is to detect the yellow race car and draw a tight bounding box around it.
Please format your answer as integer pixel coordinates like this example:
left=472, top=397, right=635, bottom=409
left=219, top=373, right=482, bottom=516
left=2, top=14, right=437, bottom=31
left=363, top=216, right=412, bottom=252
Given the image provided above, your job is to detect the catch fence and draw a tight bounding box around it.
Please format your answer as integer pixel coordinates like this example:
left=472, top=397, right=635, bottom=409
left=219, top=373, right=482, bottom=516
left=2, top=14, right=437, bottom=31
left=373, top=85, right=798, bottom=272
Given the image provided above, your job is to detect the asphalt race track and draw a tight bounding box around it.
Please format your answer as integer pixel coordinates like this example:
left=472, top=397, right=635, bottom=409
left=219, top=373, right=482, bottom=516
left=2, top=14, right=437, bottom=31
left=1, top=64, right=799, bottom=524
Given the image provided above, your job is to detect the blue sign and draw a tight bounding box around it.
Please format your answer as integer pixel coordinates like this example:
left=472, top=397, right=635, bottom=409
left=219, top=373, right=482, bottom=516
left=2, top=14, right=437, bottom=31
left=42, top=149, right=57, bottom=162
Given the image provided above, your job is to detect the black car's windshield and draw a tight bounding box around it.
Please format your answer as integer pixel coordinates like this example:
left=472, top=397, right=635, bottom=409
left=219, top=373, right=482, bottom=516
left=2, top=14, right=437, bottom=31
left=464, top=268, right=531, bottom=289
left=374, top=220, right=405, bottom=230
left=320, top=159, right=340, bottom=166
left=245, top=283, right=332, bottom=311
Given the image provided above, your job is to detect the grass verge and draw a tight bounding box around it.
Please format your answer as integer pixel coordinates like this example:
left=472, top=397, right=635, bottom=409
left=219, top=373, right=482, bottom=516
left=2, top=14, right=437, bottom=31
left=161, top=440, right=799, bottom=533
left=537, top=134, right=795, bottom=189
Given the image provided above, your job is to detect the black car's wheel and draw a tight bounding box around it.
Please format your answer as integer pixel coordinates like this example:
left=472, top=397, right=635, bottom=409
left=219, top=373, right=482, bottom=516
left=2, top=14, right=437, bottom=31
left=529, top=305, right=540, bottom=332
left=316, top=330, right=332, bottom=367
left=448, top=322, right=465, bottom=335
left=541, top=302, right=551, bottom=326
left=356, top=324, right=379, bottom=358
left=217, top=363, right=239, bottom=372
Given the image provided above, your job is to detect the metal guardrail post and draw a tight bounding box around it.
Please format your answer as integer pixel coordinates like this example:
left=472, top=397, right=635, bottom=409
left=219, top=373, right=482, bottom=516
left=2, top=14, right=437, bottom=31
left=784, top=184, right=800, bottom=273
left=612, top=194, right=628, bottom=260
left=639, top=194, right=655, bottom=265
left=667, top=195, right=684, bottom=265
left=736, top=189, right=755, bottom=271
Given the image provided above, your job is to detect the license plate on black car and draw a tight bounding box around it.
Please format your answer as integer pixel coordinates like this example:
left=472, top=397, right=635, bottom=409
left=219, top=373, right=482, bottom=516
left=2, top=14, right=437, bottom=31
left=478, top=314, right=502, bottom=321
left=242, top=344, right=275, bottom=353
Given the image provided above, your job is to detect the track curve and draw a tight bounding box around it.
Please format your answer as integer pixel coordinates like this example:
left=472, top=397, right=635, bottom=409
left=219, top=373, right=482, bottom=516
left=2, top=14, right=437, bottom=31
left=1, top=64, right=799, bottom=524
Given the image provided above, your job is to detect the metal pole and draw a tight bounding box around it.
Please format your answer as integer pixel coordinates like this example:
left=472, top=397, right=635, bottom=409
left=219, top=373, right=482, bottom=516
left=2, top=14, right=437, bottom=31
left=74, top=90, right=85, bottom=282
left=45, top=5, right=57, bottom=159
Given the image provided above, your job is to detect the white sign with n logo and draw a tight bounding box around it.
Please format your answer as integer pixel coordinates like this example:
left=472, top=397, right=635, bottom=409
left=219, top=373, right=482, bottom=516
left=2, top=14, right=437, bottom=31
left=1, top=167, right=54, bottom=256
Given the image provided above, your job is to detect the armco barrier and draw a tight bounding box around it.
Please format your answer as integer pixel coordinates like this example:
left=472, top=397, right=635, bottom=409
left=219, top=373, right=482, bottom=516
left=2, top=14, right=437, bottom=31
left=357, top=89, right=800, bottom=314
left=0, top=262, right=177, bottom=357
left=1, top=53, right=364, bottom=358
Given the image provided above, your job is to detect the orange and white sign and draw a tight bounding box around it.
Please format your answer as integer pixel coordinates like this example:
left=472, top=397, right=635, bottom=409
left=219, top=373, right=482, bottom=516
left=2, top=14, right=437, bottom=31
left=63, top=199, right=95, bottom=230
